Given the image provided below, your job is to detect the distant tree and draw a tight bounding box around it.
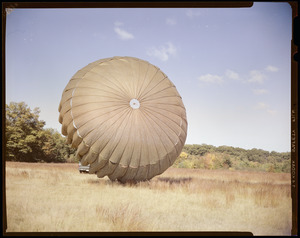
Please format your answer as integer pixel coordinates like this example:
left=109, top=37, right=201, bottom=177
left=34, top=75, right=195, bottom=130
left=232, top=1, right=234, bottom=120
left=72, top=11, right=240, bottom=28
left=281, top=159, right=291, bottom=173
left=223, top=155, right=232, bottom=168
left=183, top=144, right=215, bottom=156
left=41, top=128, right=76, bottom=163
left=246, top=148, right=268, bottom=163
left=174, top=143, right=291, bottom=173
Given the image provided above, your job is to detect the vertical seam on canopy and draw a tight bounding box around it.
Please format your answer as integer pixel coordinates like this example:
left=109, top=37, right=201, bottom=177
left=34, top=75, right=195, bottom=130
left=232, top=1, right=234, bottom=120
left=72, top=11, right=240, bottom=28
left=139, top=76, right=168, bottom=102
left=142, top=107, right=180, bottom=165
left=89, top=69, right=131, bottom=100
left=137, top=68, right=160, bottom=100
left=139, top=107, right=170, bottom=165
left=138, top=107, right=161, bottom=171
left=107, top=108, right=133, bottom=176
left=84, top=106, right=131, bottom=156
left=74, top=107, right=126, bottom=146
left=143, top=106, right=181, bottom=151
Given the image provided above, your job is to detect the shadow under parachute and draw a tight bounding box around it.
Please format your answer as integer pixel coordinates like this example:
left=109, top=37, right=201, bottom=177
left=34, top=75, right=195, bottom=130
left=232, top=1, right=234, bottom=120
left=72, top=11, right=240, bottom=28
left=157, top=177, right=193, bottom=184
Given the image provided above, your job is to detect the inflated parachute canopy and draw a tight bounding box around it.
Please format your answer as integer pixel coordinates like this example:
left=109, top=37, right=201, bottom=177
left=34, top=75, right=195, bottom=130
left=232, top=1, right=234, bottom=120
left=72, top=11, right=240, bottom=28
left=58, top=56, right=187, bottom=183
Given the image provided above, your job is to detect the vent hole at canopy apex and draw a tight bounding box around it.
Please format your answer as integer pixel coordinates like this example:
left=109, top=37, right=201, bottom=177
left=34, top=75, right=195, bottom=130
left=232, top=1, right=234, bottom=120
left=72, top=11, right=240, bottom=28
left=130, top=98, right=140, bottom=109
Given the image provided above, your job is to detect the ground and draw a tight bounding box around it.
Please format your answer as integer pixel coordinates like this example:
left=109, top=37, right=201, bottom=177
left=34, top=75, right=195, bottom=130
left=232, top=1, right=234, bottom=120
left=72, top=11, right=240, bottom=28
left=5, top=162, right=292, bottom=235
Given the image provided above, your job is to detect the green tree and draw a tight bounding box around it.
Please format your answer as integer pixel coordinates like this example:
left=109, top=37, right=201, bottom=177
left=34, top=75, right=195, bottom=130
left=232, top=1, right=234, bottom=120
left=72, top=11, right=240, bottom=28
left=183, top=144, right=215, bottom=156
left=223, top=155, right=232, bottom=168
left=41, top=128, right=76, bottom=163
left=5, top=101, right=76, bottom=162
left=6, top=102, right=46, bottom=162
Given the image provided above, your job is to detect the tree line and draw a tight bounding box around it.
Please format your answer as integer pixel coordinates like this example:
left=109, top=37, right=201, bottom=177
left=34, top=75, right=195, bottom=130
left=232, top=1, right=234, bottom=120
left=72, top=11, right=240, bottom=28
left=172, top=144, right=291, bottom=173
left=5, top=101, right=291, bottom=173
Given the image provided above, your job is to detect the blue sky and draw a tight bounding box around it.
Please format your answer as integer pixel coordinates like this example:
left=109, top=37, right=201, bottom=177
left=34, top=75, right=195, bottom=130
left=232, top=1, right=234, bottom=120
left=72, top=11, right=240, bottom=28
left=5, top=2, right=292, bottom=152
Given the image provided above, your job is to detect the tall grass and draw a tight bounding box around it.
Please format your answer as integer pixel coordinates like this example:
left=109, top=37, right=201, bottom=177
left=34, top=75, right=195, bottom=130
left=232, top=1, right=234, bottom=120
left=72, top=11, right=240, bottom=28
left=5, top=162, right=292, bottom=235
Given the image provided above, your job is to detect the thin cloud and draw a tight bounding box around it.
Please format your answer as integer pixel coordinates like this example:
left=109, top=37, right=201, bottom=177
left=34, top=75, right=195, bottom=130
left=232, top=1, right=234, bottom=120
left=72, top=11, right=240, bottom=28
left=147, top=42, right=177, bottom=61
left=248, top=70, right=266, bottom=84
left=255, top=102, right=268, bottom=110
left=254, top=102, right=277, bottom=115
left=114, top=22, right=134, bottom=40
left=197, top=69, right=236, bottom=86
left=253, top=89, right=268, bottom=95
left=197, top=68, right=269, bottom=87
left=265, top=65, right=279, bottom=72
left=166, top=18, right=176, bottom=26
left=198, top=74, right=223, bottom=84
left=267, top=109, right=277, bottom=115
left=225, top=69, right=240, bottom=80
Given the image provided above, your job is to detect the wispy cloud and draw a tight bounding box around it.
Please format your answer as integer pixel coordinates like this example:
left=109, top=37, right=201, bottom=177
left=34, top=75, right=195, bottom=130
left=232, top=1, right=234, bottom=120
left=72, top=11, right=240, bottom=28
left=255, top=102, right=268, bottom=109
left=248, top=70, right=266, bottom=84
left=253, top=89, right=268, bottom=95
left=114, top=22, right=134, bottom=40
left=254, top=102, right=277, bottom=115
left=198, top=74, right=223, bottom=84
left=265, top=65, right=279, bottom=72
left=166, top=18, right=176, bottom=26
left=147, top=42, right=177, bottom=61
left=197, top=69, right=237, bottom=86
left=197, top=68, right=270, bottom=87
left=267, top=109, right=277, bottom=115
left=225, top=69, right=240, bottom=80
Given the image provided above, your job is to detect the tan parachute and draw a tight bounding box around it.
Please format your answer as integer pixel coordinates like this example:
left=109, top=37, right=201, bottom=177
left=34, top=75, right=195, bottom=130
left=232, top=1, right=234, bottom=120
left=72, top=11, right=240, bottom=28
left=58, top=56, right=187, bottom=182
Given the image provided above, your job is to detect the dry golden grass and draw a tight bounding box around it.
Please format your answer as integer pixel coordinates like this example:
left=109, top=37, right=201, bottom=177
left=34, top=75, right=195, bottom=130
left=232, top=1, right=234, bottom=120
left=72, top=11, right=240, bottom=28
left=5, top=162, right=292, bottom=235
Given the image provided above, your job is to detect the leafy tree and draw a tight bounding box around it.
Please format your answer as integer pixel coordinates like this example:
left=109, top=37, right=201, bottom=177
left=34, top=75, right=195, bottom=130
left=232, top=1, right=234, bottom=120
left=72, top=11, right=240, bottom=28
left=41, top=128, right=76, bottom=163
left=174, top=143, right=291, bottom=173
left=281, top=159, right=291, bottom=173
left=5, top=101, right=75, bottom=162
left=183, top=144, right=215, bottom=156
left=223, top=155, right=232, bottom=168
left=6, top=102, right=46, bottom=162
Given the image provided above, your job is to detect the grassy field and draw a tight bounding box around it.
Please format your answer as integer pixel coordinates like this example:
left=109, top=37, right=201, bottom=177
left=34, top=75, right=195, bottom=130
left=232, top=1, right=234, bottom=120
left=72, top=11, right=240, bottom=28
left=5, top=162, right=292, bottom=235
